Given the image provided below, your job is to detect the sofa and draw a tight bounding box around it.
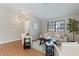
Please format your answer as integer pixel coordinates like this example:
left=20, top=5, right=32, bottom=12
left=40, top=32, right=68, bottom=42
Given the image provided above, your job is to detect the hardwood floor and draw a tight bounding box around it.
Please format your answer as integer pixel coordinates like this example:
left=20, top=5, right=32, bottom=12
left=0, top=40, right=44, bottom=56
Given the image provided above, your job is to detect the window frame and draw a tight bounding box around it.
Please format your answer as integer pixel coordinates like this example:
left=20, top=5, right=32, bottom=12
left=47, top=20, right=65, bottom=32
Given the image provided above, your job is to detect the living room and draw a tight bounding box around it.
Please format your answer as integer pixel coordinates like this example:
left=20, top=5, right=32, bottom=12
left=0, top=3, right=79, bottom=56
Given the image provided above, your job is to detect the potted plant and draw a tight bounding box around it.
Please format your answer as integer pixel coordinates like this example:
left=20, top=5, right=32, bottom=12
left=67, top=18, right=79, bottom=42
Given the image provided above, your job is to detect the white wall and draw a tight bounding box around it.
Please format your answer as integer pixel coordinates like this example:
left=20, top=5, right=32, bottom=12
left=29, top=16, right=42, bottom=40
left=0, top=5, right=24, bottom=43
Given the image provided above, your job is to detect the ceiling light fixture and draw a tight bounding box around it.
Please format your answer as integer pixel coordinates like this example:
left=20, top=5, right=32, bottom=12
left=18, top=10, right=30, bottom=21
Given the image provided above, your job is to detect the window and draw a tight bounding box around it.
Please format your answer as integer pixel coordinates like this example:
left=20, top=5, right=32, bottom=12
left=47, top=20, right=65, bottom=32
left=47, top=21, right=55, bottom=32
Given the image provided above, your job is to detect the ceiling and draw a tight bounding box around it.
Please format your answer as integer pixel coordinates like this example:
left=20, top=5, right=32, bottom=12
left=1, top=3, right=79, bottom=19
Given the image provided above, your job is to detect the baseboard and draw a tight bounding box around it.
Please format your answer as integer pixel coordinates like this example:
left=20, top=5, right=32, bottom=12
left=0, top=38, right=21, bottom=45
